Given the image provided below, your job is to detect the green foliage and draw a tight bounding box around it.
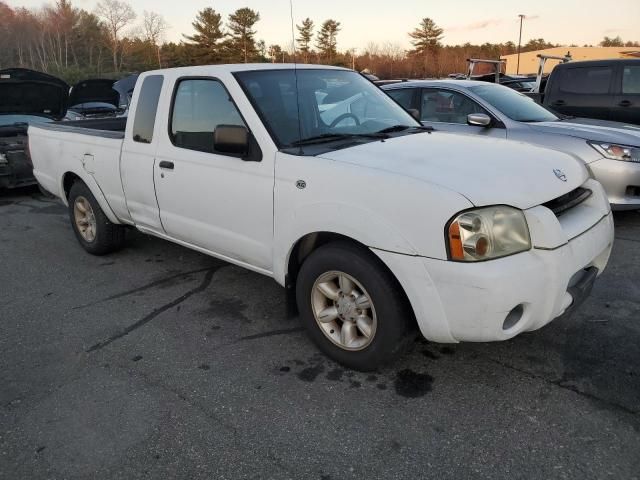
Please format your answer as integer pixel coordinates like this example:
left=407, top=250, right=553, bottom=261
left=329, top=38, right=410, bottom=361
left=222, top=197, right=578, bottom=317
left=409, top=18, right=444, bottom=55
left=296, top=18, right=314, bottom=62
left=183, top=8, right=225, bottom=64
left=225, top=7, right=261, bottom=63
left=316, top=19, right=341, bottom=63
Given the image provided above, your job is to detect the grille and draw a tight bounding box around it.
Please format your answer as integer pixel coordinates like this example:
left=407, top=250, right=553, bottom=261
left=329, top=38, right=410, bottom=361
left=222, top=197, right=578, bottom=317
left=543, top=187, right=592, bottom=217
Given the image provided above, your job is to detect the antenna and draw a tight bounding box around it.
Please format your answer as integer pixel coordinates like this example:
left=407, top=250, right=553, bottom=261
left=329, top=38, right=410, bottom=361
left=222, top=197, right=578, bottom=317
left=289, top=0, right=303, bottom=151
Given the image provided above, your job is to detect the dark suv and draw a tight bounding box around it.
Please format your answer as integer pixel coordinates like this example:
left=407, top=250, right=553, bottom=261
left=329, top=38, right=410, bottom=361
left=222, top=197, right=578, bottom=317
left=542, top=59, right=640, bottom=125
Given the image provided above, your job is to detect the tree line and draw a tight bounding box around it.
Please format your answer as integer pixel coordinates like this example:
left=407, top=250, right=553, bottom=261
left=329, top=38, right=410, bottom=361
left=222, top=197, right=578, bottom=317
left=1, top=0, right=638, bottom=83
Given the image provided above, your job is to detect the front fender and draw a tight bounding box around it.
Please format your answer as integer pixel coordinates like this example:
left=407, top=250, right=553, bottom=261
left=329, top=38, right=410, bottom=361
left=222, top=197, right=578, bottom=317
left=273, top=201, right=419, bottom=286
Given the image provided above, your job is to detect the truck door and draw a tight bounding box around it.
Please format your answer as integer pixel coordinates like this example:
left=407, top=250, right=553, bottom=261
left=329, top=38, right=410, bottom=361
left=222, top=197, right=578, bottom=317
left=153, top=77, right=274, bottom=273
left=120, top=74, right=164, bottom=232
left=614, top=63, right=640, bottom=125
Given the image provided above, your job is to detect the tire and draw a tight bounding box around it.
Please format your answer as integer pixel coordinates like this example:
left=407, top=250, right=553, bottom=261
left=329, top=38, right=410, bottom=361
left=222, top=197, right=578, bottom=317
left=67, top=181, right=125, bottom=255
left=296, top=241, right=414, bottom=371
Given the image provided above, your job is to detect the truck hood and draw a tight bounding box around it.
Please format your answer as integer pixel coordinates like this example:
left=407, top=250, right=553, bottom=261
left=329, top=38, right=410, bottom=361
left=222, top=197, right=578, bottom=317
left=528, top=118, right=640, bottom=147
left=318, top=132, right=587, bottom=210
left=0, top=68, right=69, bottom=119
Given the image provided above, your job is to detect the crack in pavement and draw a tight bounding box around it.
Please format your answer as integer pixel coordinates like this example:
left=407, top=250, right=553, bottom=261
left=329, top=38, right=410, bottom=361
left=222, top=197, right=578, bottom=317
left=486, top=356, right=639, bottom=417
left=86, top=267, right=220, bottom=353
left=74, top=267, right=213, bottom=310
left=236, top=327, right=305, bottom=342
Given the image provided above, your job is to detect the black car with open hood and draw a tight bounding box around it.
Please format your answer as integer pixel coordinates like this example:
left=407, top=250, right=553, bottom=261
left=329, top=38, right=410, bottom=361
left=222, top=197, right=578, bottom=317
left=0, top=68, right=70, bottom=188
left=67, top=78, right=120, bottom=117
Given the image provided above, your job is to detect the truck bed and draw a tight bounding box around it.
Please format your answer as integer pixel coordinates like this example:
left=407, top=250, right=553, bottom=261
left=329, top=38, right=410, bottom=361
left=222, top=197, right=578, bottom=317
left=29, top=116, right=129, bottom=217
left=35, top=117, right=127, bottom=139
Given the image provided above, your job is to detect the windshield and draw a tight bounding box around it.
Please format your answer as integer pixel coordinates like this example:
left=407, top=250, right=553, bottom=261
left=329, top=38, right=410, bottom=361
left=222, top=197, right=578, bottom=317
left=470, top=83, right=558, bottom=122
left=235, top=69, right=419, bottom=148
left=0, top=114, right=53, bottom=126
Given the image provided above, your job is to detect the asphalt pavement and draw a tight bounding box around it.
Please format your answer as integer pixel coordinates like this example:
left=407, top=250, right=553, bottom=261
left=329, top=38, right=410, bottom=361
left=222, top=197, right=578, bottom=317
left=1, top=187, right=639, bottom=479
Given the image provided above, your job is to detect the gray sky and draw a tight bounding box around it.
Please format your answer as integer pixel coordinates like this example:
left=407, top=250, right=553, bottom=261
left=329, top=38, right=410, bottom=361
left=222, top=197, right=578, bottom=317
left=10, top=0, right=640, bottom=50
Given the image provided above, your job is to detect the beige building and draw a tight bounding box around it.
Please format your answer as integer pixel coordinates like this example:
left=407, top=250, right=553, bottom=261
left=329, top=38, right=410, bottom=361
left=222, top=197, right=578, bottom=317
left=501, top=47, right=640, bottom=75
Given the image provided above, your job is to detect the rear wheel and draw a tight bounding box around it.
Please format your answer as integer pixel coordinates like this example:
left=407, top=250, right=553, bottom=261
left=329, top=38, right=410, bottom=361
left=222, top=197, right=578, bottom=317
left=68, top=181, right=125, bottom=255
left=296, top=241, right=414, bottom=371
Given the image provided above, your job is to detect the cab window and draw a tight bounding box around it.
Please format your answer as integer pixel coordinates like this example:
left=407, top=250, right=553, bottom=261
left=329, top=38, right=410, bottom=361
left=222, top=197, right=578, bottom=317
left=622, top=66, right=640, bottom=94
left=559, top=67, right=613, bottom=94
left=170, top=78, right=246, bottom=154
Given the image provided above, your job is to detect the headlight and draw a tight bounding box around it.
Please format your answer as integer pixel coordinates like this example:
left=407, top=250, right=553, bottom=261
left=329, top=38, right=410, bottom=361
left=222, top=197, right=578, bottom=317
left=0, top=152, right=7, bottom=165
left=447, top=206, right=531, bottom=262
left=588, top=141, right=640, bottom=163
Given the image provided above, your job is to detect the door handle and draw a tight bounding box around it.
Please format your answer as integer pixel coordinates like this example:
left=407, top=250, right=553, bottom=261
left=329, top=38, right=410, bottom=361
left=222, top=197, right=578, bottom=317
left=618, top=100, right=632, bottom=107
left=552, top=100, right=566, bottom=106
left=159, top=160, right=174, bottom=170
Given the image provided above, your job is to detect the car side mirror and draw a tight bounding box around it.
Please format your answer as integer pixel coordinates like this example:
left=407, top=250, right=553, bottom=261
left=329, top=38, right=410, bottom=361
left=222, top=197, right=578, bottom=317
left=407, top=109, right=420, bottom=121
left=467, top=113, right=492, bottom=127
left=214, top=125, right=250, bottom=156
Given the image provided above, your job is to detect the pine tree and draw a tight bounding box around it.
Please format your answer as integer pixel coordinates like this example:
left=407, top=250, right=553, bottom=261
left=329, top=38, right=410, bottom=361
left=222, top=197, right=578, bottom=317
left=408, top=18, right=443, bottom=55
left=226, top=7, right=260, bottom=63
left=296, top=18, right=314, bottom=63
left=183, top=8, right=225, bottom=64
left=315, top=19, right=340, bottom=64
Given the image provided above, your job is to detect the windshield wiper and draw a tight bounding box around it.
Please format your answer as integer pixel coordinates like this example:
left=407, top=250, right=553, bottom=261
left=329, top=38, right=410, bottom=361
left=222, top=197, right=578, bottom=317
left=376, top=125, right=434, bottom=134
left=289, top=132, right=389, bottom=147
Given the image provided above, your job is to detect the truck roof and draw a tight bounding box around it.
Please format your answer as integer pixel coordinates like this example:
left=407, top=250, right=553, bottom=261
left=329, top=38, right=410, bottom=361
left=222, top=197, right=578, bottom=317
left=552, top=58, right=640, bottom=69
left=142, top=63, right=349, bottom=77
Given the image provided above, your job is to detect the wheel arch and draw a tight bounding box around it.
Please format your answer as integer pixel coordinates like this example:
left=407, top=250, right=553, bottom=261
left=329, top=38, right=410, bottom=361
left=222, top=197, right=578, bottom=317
left=60, top=170, right=120, bottom=224
left=284, top=231, right=418, bottom=331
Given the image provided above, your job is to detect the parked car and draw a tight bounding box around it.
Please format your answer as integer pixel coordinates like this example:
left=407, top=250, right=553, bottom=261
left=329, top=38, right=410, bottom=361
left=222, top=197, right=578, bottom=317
left=539, top=59, right=640, bottom=125
left=67, top=78, right=119, bottom=119
left=29, top=64, right=613, bottom=370
left=383, top=80, right=640, bottom=209
left=0, top=68, right=69, bottom=188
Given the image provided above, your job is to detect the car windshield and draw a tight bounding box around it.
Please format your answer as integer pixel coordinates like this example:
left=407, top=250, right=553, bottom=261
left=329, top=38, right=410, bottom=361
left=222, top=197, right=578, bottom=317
left=234, top=69, right=420, bottom=149
left=0, top=114, right=53, bottom=126
left=470, top=83, right=558, bottom=122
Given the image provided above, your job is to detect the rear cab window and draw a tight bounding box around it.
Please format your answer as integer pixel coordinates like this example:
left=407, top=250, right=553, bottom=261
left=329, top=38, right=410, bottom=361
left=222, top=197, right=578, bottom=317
left=132, top=75, right=164, bottom=144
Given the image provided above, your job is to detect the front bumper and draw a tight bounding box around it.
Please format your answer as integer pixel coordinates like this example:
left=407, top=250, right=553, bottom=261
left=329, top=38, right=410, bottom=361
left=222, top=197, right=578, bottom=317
left=374, top=211, right=614, bottom=343
left=590, top=158, right=640, bottom=210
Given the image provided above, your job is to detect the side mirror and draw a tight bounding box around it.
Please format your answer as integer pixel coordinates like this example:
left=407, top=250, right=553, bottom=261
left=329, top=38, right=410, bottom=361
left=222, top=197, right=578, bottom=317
left=407, top=108, right=420, bottom=121
left=467, top=113, right=492, bottom=127
left=214, top=125, right=249, bottom=156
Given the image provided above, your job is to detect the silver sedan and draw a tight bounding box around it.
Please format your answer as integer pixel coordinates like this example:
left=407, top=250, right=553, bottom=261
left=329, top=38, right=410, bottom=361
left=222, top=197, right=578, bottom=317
left=382, top=80, right=640, bottom=210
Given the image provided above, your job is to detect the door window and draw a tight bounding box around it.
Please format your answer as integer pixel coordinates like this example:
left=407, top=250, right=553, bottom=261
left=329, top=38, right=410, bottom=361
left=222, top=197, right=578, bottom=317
left=170, top=79, right=246, bottom=154
left=387, top=89, right=415, bottom=110
left=132, top=75, right=163, bottom=144
left=421, top=89, right=487, bottom=123
left=559, top=67, right=613, bottom=94
left=622, top=66, right=640, bottom=94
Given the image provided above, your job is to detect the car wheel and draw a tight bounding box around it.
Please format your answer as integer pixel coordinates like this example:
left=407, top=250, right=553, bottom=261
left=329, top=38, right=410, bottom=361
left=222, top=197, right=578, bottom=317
left=68, top=181, right=125, bottom=255
left=296, top=241, right=414, bottom=371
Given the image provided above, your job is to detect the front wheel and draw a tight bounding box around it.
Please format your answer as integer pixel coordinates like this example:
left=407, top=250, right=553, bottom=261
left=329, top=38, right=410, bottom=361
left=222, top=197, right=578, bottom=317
left=296, top=241, right=414, bottom=371
left=68, top=181, right=125, bottom=255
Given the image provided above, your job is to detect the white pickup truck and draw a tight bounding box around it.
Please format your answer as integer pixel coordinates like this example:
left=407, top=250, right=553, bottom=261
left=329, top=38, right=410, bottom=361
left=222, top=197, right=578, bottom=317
left=30, top=64, right=614, bottom=370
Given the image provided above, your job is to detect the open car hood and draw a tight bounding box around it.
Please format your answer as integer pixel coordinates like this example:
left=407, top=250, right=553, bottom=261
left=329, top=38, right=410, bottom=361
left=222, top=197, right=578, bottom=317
left=0, top=68, right=69, bottom=119
left=68, top=79, right=118, bottom=111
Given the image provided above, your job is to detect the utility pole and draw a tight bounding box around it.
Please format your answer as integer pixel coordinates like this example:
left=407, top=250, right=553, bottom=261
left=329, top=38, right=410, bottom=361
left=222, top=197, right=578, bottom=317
left=517, top=14, right=525, bottom=74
